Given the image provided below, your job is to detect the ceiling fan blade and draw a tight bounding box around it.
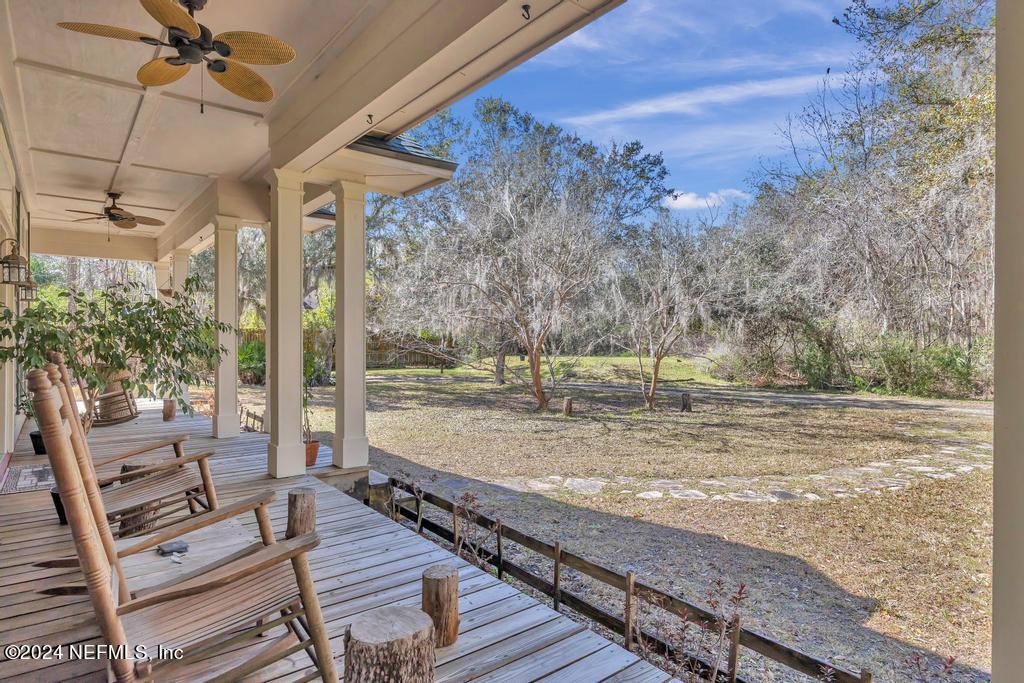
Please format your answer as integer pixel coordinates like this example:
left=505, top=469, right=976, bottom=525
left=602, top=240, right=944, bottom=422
left=72, top=216, right=104, bottom=223
left=132, top=215, right=166, bottom=226
left=137, top=58, right=190, bottom=86
left=213, top=31, right=296, bottom=65
left=109, top=208, right=136, bottom=220
left=138, top=0, right=200, bottom=38
left=208, top=60, right=273, bottom=102
left=57, top=22, right=160, bottom=44
left=113, top=219, right=139, bottom=229
left=65, top=209, right=106, bottom=216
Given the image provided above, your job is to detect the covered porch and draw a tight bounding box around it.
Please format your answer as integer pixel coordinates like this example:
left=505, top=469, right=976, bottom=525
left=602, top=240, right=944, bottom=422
left=0, top=0, right=624, bottom=487
left=0, top=400, right=670, bottom=682
left=0, top=0, right=1022, bottom=679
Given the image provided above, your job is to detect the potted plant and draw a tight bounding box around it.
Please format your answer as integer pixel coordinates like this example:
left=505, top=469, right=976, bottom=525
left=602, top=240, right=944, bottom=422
left=0, top=277, right=230, bottom=433
left=302, top=352, right=320, bottom=467
left=17, top=395, right=46, bottom=454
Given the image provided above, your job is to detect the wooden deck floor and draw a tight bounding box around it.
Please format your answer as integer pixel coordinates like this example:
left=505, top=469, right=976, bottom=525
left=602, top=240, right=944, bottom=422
left=0, top=403, right=672, bottom=682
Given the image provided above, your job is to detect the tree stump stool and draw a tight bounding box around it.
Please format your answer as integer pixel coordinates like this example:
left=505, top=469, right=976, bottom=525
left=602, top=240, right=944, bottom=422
left=422, top=564, right=460, bottom=647
left=345, top=605, right=435, bottom=682
left=117, top=460, right=160, bottom=535
left=680, top=392, right=693, bottom=412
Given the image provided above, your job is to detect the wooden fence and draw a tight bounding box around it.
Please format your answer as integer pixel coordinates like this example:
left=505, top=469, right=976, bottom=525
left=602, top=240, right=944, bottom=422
left=386, top=477, right=873, bottom=683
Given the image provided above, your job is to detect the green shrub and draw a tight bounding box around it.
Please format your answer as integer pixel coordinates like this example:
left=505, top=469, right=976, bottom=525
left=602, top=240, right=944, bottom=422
left=238, top=340, right=266, bottom=385
left=861, top=336, right=982, bottom=398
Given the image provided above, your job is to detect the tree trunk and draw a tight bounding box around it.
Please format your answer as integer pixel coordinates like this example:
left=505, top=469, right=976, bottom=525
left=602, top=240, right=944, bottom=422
left=494, top=343, right=506, bottom=386
left=527, top=345, right=549, bottom=409
left=644, top=355, right=664, bottom=410
left=345, top=606, right=435, bottom=682
left=421, top=564, right=460, bottom=647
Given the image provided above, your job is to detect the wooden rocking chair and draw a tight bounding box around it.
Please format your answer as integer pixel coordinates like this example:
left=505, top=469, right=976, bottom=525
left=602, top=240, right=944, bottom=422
left=28, top=365, right=338, bottom=682
left=50, top=352, right=218, bottom=537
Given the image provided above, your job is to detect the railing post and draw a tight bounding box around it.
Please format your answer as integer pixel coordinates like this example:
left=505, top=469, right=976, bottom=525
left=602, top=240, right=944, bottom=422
left=415, top=495, right=424, bottom=534
left=553, top=541, right=562, bottom=611
left=496, top=520, right=504, bottom=580
left=452, top=505, right=460, bottom=554
left=624, top=570, right=636, bottom=651
left=727, top=615, right=741, bottom=682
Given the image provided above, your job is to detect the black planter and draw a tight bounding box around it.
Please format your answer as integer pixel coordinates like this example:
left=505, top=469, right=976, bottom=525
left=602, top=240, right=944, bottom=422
left=30, top=430, right=46, bottom=455
left=50, top=486, right=67, bottom=525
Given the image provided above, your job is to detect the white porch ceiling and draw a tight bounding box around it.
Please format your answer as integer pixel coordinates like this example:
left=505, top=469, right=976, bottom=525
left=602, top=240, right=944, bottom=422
left=0, top=0, right=625, bottom=259
left=0, top=0, right=384, bottom=239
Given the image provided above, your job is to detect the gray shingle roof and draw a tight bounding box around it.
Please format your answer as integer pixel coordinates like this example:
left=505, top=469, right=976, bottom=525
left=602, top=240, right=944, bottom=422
left=350, top=132, right=457, bottom=170
left=309, top=133, right=457, bottom=217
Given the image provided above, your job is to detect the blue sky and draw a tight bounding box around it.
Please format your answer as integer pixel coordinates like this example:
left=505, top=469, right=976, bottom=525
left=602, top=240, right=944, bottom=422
left=450, top=0, right=859, bottom=213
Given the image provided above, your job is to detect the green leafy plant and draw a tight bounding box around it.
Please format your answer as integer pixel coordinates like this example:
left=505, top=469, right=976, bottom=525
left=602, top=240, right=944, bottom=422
left=302, top=350, right=317, bottom=443
left=238, top=340, right=266, bottom=385
left=0, top=276, right=231, bottom=432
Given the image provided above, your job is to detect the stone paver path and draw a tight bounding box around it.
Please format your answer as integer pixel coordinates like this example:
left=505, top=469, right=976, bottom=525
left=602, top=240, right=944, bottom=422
left=474, top=426, right=992, bottom=504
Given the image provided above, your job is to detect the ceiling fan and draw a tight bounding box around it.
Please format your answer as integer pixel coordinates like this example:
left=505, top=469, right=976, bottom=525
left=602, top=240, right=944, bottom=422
left=57, top=0, right=295, bottom=103
left=65, top=193, right=166, bottom=230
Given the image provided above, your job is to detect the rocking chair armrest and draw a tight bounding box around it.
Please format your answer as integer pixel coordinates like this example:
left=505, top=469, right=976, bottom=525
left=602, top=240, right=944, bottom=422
left=93, top=435, right=191, bottom=468
left=96, top=449, right=213, bottom=486
left=116, top=531, right=321, bottom=616
left=118, top=490, right=276, bottom=557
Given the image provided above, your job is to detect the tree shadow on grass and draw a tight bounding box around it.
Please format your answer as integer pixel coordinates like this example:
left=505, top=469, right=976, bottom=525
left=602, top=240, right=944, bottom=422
left=367, top=446, right=989, bottom=683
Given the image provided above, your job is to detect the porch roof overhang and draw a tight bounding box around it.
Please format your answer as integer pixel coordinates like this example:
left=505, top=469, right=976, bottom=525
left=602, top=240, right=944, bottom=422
left=0, top=0, right=624, bottom=262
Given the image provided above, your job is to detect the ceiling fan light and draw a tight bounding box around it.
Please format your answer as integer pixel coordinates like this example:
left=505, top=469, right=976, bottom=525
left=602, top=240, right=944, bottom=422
left=178, top=43, right=203, bottom=63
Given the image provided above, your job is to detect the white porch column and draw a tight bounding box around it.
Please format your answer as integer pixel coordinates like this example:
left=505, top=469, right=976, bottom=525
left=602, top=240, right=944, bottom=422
left=261, top=223, right=272, bottom=426
left=213, top=216, right=240, bottom=439
left=331, top=180, right=369, bottom=469
left=267, top=169, right=306, bottom=477
left=994, top=2, right=1024, bottom=676
left=171, top=248, right=190, bottom=293
left=153, top=260, right=171, bottom=299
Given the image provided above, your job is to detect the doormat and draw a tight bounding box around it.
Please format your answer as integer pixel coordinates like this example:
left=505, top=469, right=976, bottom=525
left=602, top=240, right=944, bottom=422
left=0, top=465, right=55, bottom=494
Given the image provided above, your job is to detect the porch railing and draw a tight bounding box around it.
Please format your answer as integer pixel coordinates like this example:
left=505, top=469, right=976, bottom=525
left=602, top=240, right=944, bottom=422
left=386, top=477, right=873, bottom=683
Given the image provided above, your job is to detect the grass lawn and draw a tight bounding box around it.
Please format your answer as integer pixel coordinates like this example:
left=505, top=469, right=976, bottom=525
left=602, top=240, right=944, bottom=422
left=366, top=353, right=730, bottom=386
left=235, top=362, right=992, bottom=681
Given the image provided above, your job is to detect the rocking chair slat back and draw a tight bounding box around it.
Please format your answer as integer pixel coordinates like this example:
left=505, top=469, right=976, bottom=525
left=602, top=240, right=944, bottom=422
left=27, top=367, right=135, bottom=682
left=46, top=359, right=129, bottom=601
left=48, top=351, right=220, bottom=539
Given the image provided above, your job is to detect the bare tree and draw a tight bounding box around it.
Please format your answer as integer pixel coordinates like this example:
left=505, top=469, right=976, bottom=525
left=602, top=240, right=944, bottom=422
left=611, top=215, right=711, bottom=409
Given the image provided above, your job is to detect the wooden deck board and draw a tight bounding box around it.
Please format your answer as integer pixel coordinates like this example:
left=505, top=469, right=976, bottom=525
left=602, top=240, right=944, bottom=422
left=0, top=402, right=672, bottom=681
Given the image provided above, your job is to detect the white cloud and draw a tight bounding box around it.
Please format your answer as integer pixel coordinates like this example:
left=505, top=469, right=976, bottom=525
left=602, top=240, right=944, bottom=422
left=665, top=188, right=751, bottom=210
left=562, top=74, right=825, bottom=127
left=527, top=0, right=850, bottom=70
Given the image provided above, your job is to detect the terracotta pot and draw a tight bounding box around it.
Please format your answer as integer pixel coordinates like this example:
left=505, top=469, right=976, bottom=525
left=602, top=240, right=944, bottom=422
left=162, top=399, right=176, bottom=422
left=304, top=440, right=320, bottom=467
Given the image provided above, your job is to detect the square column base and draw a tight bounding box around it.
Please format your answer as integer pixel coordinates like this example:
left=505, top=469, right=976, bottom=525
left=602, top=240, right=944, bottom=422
left=212, top=413, right=240, bottom=439
left=268, top=442, right=306, bottom=478
left=333, top=435, right=369, bottom=469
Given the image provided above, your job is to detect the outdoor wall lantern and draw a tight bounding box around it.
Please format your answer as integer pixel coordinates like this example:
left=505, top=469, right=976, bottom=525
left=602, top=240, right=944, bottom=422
left=18, top=273, right=37, bottom=301
left=0, top=238, right=27, bottom=285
